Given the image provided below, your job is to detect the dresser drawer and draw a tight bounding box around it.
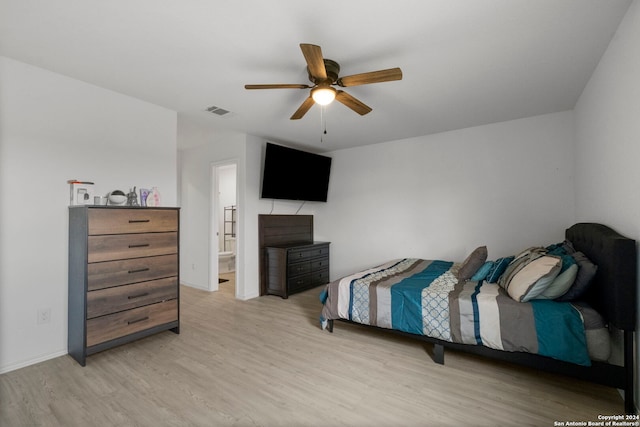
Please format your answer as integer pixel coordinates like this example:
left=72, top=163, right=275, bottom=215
left=88, top=254, right=177, bottom=291
left=88, top=208, right=178, bottom=235
left=86, top=299, right=178, bottom=347
left=312, top=267, right=330, bottom=286
left=310, top=256, right=329, bottom=271
left=88, top=232, right=177, bottom=263
left=287, top=268, right=329, bottom=291
left=87, top=277, right=178, bottom=319
left=287, top=260, right=311, bottom=277
left=289, top=245, right=329, bottom=261
left=288, top=274, right=313, bottom=292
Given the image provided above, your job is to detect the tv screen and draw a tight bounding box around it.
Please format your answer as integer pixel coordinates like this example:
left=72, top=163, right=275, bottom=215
left=261, top=143, right=332, bottom=202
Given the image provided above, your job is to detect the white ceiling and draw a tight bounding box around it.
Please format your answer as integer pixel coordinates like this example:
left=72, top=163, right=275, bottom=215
left=0, top=0, right=631, bottom=152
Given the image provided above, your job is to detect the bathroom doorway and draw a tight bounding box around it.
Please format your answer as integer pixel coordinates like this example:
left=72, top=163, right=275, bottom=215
left=211, top=161, right=237, bottom=296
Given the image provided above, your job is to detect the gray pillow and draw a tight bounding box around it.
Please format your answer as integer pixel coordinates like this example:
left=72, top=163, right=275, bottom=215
left=556, top=251, right=597, bottom=301
left=457, top=246, right=488, bottom=281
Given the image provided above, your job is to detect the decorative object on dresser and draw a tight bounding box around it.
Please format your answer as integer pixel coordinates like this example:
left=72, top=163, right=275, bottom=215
left=67, top=180, right=95, bottom=205
left=68, top=206, right=180, bottom=366
left=266, top=241, right=330, bottom=298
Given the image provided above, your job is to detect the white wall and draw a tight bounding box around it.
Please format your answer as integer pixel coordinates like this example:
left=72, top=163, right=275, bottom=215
left=574, top=0, right=640, bottom=407
left=574, top=0, right=640, bottom=236
left=0, top=56, right=177, bottom=373
left=315, top=111, right=576, bottom=279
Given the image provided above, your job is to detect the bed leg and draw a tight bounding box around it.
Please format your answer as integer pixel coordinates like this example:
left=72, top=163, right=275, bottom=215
left=433, top=343, right=445, bottom=365
left=624, top=330, right=635, bottom=414
left=327, top=319, right=334, bottom=333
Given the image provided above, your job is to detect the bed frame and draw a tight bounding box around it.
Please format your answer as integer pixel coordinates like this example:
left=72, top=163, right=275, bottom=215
left=326, top=223, right=637, bottom=414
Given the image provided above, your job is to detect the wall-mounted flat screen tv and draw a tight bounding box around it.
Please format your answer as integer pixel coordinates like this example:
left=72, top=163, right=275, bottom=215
left=261, top=142, right=332, bottom=202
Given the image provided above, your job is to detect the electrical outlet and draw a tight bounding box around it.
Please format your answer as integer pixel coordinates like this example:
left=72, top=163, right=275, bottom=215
left=37, top=308, right=51, bottom=325
left=192, top=263, right=195, bottom=270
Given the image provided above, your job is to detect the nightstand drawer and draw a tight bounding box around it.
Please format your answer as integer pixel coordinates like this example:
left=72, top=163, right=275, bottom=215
left=87, top=277, right=177, bottom=319
left=88, top=254, right=177, bottom=291
left=88, top=208, right=178, bottom=235
left=88, top=232, right=177, bottom=263
left=86, top=299, right=178, bottom=347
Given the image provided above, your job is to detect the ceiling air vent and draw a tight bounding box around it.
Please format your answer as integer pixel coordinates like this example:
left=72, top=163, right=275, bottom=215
left=206, top=105, right=232, bottom=116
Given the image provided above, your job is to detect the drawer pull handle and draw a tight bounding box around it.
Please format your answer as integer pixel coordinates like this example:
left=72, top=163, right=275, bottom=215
left=129, top=219, right=150, bottom=223
left=128, top=267, right=150, bottom=274
left=128, top=292, right=149, bottom=299
left=297, top=280, right=304, bottom=285
left=127, top=316, right=149, bottom=325
left=128, top=243, right=150, bottom=248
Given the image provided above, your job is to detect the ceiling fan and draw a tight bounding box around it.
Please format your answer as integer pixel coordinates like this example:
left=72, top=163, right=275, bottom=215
left=245, top=43, right=402, bottom=120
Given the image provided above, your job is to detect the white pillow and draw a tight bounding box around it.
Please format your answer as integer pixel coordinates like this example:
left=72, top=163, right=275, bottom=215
left=504, top=255, right=561, bottom=302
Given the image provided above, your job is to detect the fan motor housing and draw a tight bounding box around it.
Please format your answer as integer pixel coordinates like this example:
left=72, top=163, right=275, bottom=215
left=308, top=59, right=340, bottom=84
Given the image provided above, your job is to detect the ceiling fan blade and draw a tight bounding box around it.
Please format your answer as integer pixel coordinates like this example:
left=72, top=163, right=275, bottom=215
left=337, top=67, right=402, bottom=87
left=290, top=96, right=315, bottom=120
left=300, top=44, right=327, bottom=80
left=245, top=84, right=310, bottom=89
left=335, top=90, right=372, bottom=116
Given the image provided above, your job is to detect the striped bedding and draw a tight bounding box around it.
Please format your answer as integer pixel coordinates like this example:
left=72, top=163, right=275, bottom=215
left=320, top=258, right=591, bottom=366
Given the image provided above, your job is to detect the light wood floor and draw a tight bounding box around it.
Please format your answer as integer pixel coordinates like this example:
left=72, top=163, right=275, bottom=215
left=0, top=273, right=624, bottom=426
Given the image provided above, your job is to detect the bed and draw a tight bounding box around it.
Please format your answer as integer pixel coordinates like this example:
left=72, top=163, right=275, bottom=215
left=320, top=223, right=637, bottom=413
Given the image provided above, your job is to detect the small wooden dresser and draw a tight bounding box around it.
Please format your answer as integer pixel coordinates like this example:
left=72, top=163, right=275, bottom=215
left=265, top=241, right=330, bottom=298
left=68, top=206, right=180, bottom=366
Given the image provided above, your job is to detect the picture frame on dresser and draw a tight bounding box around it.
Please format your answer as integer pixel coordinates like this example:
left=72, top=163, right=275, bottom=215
left=68, top=206, right=180, bottom=366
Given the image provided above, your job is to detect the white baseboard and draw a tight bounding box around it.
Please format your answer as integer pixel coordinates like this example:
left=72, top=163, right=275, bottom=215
left=0, top=349, right=68, bottom=375
left=238, top=291, right=259, bottom=301
left=180, top=281, right=210, bottom=291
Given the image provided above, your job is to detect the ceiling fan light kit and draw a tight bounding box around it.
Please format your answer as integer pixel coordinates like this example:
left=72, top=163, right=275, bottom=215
left=311, top=86, right=336, bottom=105
left=245, top=43, right=402, bottom=120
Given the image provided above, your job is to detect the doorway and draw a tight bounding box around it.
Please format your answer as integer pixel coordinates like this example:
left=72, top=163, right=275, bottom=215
left=210, top=161, right=238, bottom=296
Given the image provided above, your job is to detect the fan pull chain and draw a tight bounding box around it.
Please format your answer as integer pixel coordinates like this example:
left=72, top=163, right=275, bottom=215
left=320, top=105, right=328, bottom=143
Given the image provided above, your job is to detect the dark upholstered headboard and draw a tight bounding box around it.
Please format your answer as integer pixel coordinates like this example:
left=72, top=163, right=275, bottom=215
left=566, top=223, right=637, bottom=331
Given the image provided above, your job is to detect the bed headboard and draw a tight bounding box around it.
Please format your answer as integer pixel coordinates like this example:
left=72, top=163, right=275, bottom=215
left=566, top=223, right=637, bottom=331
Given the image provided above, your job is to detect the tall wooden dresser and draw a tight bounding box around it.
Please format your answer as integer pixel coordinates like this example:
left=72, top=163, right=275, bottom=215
left=68, top=206, right=180, bottom=366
